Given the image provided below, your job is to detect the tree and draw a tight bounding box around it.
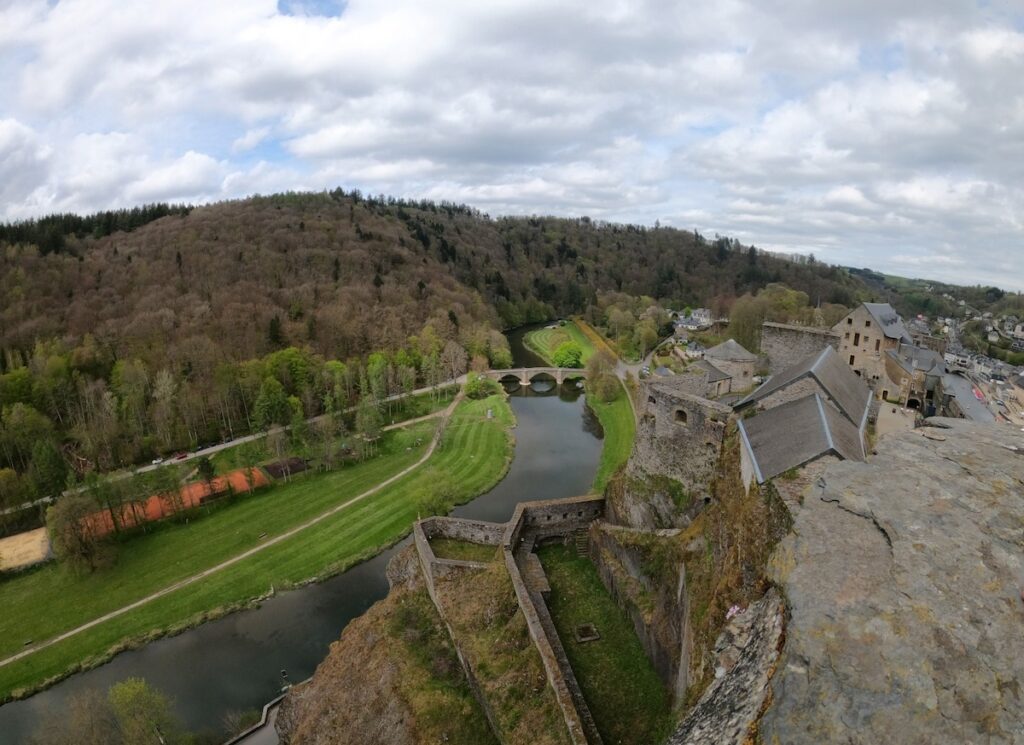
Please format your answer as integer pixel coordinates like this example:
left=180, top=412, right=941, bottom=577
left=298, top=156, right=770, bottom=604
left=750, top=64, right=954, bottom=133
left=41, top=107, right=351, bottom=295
left=355, top=395, right=383, bottom=459
left=268, top=315, right=284, bottom=347
left=30, top=688, right=120, bottom=745
left=1, top=403, right=54, bottom=471
left=633, top=318, right=659, bottom=358
left=195, top=456, right=215, bottom=484
left=552, top=341, right=583, bottom=368
left=464, top=373, right=501, bottom=400
left=585, top=350, right=621, bottom=403
left=47, top=492, right=112, bottom=571
left=440, top=340, right=468, bottom=381
left=254, top=376, right=290, bottom=430
left=108, top=678, right=186, bottom=745
left=728, top=294, right=769, bottom=352
left=416, top=476, right=455, bottom=517
left=30, top=440, right=68, bottom=499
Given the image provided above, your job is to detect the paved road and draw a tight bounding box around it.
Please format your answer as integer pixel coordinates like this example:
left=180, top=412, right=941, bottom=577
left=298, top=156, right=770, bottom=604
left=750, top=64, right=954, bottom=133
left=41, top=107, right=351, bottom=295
left=0, top=393, right=463, bottom=672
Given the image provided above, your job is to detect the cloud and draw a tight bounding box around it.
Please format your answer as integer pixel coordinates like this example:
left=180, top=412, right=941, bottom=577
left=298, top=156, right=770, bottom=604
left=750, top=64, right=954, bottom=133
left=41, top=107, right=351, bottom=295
left=0, top=0, right=1022, bottom=289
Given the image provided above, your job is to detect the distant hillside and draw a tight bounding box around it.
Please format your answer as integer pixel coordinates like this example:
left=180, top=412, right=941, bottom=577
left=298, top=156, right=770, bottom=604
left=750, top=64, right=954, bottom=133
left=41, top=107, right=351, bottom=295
left=0, top=189, right=875, bottom=488
left=1, top=190, right=868, bottom=369
left=848, top=267, right=1024, bottom=319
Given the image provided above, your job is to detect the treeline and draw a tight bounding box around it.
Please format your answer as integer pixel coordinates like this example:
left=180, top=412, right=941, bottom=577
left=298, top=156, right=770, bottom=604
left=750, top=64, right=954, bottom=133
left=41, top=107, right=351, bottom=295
left=0, top=203, right=192, bottom=255
left=0, top=331, right=504, bottom=532
left=0, top=189, right=875, bottom=517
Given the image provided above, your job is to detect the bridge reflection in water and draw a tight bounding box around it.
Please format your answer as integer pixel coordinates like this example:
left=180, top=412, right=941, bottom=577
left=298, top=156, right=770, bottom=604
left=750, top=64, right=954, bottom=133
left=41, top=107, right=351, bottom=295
left=485, top=367, right=588, bottom=393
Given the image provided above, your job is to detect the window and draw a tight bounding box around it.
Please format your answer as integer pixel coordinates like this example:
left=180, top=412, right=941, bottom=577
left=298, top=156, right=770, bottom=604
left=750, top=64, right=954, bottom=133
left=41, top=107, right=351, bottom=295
left=674, top=409, right=688, bottom=424
left=648, top=395, right=656, bottom=404
left=849, top=354, right=856, bottom=365
left=875, top=339, right=880, bottom=351
left=865, top=320, right=872, bottom=328
left=844, top=332, right=850, bottom=339
left=854, top=332, right=860, bottom=346
left=847, top=318, right=853, bottom=325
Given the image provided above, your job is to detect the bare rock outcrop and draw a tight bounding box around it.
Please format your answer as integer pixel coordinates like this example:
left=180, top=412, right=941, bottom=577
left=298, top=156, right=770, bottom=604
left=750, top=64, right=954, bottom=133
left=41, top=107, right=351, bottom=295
left=762, top=419, right=1024, bottom=744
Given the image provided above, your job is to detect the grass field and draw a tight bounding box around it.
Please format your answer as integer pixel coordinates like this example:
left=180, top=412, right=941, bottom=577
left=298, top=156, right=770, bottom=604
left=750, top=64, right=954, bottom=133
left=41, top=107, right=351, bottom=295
left=523, top=321, right=596, bottom=366
left=210, top=386, right=457, bottom=475
left=428, top=538, right=499, bottom=563
left=538, top=544, right=673, bottom=745
left=588, top=384, right=636, bottom=492
left=0, top=394, right=515, bottom=701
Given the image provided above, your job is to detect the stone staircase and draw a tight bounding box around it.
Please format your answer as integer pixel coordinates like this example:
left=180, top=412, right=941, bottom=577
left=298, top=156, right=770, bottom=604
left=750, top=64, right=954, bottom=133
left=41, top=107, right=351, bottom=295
left=573, top=528, right=589, bottom=558
left=521, top=553, right=551, bottom=594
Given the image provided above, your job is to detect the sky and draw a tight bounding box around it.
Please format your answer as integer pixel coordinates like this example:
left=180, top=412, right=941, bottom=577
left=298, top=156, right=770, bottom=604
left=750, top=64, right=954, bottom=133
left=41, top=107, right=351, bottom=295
left=1, top=0, right=1023, bottom=290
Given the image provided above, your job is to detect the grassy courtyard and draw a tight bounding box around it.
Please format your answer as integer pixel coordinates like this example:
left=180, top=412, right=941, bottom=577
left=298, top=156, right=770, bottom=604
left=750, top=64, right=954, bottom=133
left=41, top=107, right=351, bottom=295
left=523, top=321, right=597, bottom=366
left=538, top=543, right=674, bottom=745
left=0, top=394, right=514, bottom=701
left=428, top=538, right=499, bottom=563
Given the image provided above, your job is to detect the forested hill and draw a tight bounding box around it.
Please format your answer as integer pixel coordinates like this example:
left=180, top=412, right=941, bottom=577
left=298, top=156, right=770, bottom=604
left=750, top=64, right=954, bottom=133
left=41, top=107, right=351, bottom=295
left=0, top=190, right=870, bottom=489
left=0, top=190, right=865, bottom=371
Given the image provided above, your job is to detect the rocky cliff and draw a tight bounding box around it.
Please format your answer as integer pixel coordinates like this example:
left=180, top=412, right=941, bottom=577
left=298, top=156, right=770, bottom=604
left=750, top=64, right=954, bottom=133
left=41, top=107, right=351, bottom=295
left=760, top=419, right=1024, bottom=744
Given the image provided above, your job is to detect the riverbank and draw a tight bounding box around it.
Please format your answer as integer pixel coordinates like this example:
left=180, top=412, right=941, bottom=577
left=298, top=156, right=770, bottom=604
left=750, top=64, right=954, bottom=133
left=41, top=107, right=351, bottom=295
left=587, top=390, right=635, bottom=493
left=0, top=394, right=516, bottom=703
left=521, top=322, right=634, bottom=493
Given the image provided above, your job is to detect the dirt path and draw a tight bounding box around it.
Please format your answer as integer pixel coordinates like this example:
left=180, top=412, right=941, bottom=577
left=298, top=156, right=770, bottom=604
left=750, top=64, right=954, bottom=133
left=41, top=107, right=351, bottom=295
left=0, top=392, right=464, bottom=672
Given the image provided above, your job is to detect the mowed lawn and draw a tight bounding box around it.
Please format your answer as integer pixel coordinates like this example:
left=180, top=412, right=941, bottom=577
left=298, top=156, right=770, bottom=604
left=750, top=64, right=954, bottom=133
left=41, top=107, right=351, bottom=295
left=588, top=384, right=636, bottom=493
left=0, top=394, right=514, bottom=700
left=538, top=544, right=673, bottom=745
left=523, top=321, right=596, bottom=366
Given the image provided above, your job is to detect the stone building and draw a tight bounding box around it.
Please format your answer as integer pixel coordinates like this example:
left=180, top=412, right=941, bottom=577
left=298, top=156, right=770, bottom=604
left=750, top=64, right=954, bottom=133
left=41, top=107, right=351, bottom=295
left=733, top=346, right=872, bottom=488
left=735, top=346, right=872, bottom=428
left=692, top=359, right=732, bottom=397
left=883, top=342, right=947, bottom=412
left=760, top=322, right=840, bottom=375
left=737, top=394, right=865, bottom=486
left=704, top=339, right=756, bottom=388
left=628, top=379, right=733, bottom=509
left=832, top=302, right=911, bottom=398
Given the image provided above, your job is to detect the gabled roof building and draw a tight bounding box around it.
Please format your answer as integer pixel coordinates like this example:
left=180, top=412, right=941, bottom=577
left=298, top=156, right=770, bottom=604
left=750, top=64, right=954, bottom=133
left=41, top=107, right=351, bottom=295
left=738, top=394, right=866, bottom=485
left=734, top=345, right=872, bottom=488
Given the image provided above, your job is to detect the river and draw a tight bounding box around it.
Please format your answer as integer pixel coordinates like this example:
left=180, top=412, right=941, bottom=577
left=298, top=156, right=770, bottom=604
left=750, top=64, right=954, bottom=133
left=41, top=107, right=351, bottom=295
left=0, top=331, right=602, bottom=744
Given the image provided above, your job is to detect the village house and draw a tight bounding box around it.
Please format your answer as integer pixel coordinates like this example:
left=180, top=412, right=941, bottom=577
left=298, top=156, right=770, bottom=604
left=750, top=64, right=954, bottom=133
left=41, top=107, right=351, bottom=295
left=883, top=343, right=947, bottom=413
left=734, top=346, right=871, bottom=488
left=703, top=338, right=756, bottom=387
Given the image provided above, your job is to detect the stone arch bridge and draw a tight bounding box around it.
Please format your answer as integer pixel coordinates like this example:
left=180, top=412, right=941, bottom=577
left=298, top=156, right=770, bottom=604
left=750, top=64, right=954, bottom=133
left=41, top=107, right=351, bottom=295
left=483, top=367, right=589, bottom=385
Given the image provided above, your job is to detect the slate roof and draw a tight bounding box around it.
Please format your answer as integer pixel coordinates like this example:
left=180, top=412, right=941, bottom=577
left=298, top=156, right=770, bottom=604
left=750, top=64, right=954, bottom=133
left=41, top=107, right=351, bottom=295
left=693, top=358, right=731, bottom=382
left=734, top=346, right=871, bottom=429
left=705, top=338, right=757, bottom=362
left=888, top=343, right=945, bottom=377
left=738, top=394, right=865, bottom=484
left=862, top=303, right=912, bottom=343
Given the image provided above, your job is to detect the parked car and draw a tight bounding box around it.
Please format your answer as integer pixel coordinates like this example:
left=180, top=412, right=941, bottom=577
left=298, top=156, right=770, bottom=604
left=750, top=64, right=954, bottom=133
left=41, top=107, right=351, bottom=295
left=151, top=457, right=164, bottom=465
left=173, top=452, right=189, bottom=461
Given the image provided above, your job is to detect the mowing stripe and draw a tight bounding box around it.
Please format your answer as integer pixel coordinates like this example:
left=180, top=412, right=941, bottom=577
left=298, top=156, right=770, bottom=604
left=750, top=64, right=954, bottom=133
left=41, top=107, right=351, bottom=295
left=0, top=394, right=464, bottom=671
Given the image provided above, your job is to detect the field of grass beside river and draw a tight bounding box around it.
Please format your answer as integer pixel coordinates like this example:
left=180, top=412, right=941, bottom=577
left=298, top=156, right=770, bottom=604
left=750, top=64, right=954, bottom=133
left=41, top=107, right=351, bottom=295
left=523, top=321, right=596, bottom=366
left=523, top=321, right=635, bottom=492
left=0, top=394, right=514, bottom=701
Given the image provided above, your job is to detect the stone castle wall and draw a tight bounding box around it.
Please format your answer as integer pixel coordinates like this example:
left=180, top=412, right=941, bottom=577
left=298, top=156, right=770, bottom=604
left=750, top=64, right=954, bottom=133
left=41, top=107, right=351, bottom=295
left=622, top=384, right=731, bottom=521
left=760, top=322, right=839, bottom=375
left=589, top=523, right=692, bottom=705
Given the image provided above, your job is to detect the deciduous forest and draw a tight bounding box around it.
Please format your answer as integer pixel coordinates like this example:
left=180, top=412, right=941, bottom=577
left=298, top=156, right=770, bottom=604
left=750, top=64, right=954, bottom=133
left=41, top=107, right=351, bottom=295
left=0, top=188, right=889, bottom=522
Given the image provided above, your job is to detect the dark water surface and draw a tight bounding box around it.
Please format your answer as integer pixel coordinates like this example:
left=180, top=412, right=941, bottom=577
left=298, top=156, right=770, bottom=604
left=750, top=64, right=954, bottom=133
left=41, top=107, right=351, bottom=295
left=0, top=360, right=601, bottom=743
